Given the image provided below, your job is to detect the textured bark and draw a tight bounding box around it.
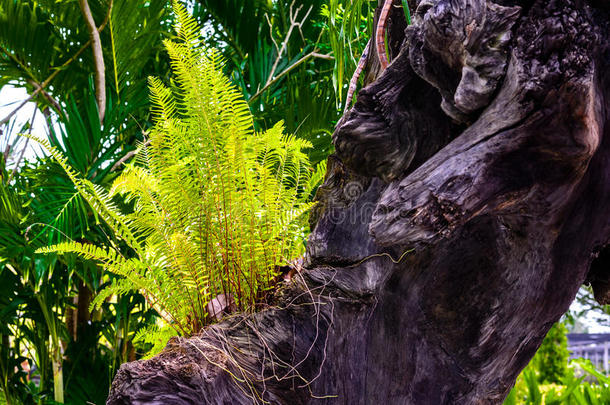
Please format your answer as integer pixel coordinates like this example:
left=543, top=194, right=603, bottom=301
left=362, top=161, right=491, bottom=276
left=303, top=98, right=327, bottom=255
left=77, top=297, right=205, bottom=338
left=107, top=0, right=610, bottom=404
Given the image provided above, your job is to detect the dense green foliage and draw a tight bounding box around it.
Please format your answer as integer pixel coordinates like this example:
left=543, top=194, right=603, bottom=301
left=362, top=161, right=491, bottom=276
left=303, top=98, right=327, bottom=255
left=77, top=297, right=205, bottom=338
left=323, top=0, right=374, bottom=102
left=0, top=0, right=350, bottom=402
left=534, top=323, right=570, bottom=385
left=0, top=1, right=172, bottom=402
left=504, top=323, right=609, bottom=405
left=191, top=0, right=377, bottom=164
left=0, top=138, right=156, bottom=404
left=35, top=4, right=324, bottom=340
left=505, top=359, right=610, bottom=405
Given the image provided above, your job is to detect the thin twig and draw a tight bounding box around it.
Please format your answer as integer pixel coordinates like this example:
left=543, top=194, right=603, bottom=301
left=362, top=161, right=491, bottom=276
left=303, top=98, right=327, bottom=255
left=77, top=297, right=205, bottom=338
left=248, top=51, right=331, bottom=104
left=0, top=49, right=61, bottom=115
left=344, top=39, right=372, bottom=113
left=265, top=2, right=313, bottom=87
left=27, top=80, right=61, bottom=112
left=0, top=97, right=35, bottom=127
left=310, top=52, right=334, bottom=61
left=265, top=14, right=281, bottom=55
left=249, top=7, right=331, bottom=105
left=0, top=44, right=40, bottom=88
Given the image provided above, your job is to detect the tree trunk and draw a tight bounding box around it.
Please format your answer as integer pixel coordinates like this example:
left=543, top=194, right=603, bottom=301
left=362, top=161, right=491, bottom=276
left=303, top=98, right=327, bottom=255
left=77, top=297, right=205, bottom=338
left=107, top=0, right=610, bottom=403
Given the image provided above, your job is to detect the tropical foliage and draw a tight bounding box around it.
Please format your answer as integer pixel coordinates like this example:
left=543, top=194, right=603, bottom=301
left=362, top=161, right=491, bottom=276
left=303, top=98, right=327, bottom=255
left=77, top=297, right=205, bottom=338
left=504, top=359, right=610, bottom=405
left=190, top=0, right=370, bottom=164
left=322, top=0, right=375, bottom=103
left=504, top=323, right=610, bottom=405
left=34, top=4, right=324, bottom=340
left=534, top=323, right=570, bottom=385
left=1, top=0, right=348, bottom=400
left=1, top=1, right=172, bottom=403
left=1, top=141, right=157, bottom=404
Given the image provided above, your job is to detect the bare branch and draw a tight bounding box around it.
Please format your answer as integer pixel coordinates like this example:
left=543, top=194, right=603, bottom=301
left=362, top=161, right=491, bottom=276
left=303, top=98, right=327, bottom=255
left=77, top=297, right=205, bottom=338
left=27, top=80, right=61, bottom=112
left=78, top=0, right=108, bottom=123
left=248, top=51, right=331, bottom=104
left=265, top=14, right=281, bottom=55
left=265, top=2, right=313, bottom=87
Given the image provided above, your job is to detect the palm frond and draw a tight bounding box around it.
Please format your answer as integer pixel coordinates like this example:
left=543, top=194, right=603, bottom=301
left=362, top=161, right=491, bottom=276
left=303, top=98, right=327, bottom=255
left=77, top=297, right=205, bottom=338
left=23, top=134, right=141, bottom=252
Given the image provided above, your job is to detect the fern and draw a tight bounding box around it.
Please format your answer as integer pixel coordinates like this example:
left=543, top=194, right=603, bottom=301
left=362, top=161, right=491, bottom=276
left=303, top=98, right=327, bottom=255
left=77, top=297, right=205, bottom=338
left=133, top=323, right=177, bottom=360
left=33, top=2, right=323, bottom=340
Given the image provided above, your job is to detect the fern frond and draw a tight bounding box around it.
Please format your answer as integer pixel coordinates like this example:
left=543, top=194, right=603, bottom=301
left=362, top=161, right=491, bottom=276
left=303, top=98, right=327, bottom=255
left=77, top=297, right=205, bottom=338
left=36, top=240, right=121, bottom=264
left=89, top=277, right=134, bottom=311
left=172, top=1, right=201, bottom=48
left=148, top=76, right=177, bottom=123
left=22, top=134, right=142, bottom=251
left=134, top=322, right=178, bottom=359
left=32, top=6, right=328, bottom=338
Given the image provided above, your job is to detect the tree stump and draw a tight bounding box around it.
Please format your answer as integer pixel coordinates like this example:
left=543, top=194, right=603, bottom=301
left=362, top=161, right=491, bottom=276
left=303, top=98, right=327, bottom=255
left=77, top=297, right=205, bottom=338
left=107, top=0, right=610, bottom=403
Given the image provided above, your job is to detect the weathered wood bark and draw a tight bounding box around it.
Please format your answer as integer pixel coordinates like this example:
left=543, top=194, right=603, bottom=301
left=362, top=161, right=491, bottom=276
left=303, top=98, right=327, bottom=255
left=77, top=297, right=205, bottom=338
left=107, top=0, right=610, bottom=403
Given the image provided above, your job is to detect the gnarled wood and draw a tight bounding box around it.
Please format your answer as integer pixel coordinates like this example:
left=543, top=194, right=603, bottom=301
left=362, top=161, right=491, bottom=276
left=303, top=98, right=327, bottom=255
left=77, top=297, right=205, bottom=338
left=107, top=1, right=610, bottom=404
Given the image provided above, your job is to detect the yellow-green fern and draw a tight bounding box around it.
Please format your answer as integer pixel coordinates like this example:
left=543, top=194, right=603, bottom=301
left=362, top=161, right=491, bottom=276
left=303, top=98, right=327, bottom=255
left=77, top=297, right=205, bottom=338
left=33, top=2, right=324, bottom=340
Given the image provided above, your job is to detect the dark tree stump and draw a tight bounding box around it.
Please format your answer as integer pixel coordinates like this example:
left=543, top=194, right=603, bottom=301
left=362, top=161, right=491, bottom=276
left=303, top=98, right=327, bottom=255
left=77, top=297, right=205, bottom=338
left=107, top=0, right=610, bottom=403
